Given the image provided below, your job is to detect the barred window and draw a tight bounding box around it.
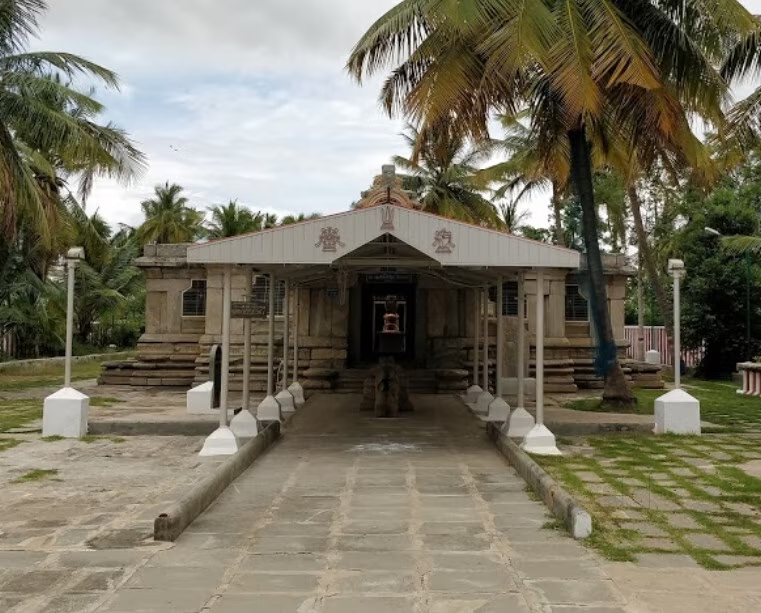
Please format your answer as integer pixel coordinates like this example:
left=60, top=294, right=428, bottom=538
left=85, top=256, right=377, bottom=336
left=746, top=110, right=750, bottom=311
left=182, top=280, right=207, bottom=317
left=565, top=284, right=589, bottom=321
left=251, top=275, right=285, bottom=317
left=489, top=282, right=523, bottom=316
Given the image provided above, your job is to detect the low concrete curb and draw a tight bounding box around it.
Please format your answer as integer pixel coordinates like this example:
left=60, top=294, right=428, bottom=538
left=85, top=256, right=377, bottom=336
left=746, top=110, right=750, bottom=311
left=546, top=420, right=653, bottom=436
left=89, top=420, right=217, bottom=437
left=487, top=422, right=592, bottom=539
left=154, top=421, right=281, bottom=542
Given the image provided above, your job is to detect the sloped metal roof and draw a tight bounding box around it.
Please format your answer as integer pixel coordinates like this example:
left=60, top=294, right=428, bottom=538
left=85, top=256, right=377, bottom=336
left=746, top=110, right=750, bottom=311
left=186, top=205, right=580, bottom=270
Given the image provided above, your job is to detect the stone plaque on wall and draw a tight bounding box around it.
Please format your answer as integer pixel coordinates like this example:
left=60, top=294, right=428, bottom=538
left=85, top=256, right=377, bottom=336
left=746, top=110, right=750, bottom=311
left=231, top=301, right=266, bottom=319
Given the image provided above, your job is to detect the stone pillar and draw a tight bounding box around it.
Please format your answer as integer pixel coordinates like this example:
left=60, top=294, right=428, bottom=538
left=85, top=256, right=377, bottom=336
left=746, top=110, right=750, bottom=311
left=506, top=272, right=535, bottom=437
left=200, top=265, right=240, bottom=455
left=276, top=279, right=295, bottom=413
left=521, top=269, right=561, bottom=455
left=242, top=267, right=252, bottom=412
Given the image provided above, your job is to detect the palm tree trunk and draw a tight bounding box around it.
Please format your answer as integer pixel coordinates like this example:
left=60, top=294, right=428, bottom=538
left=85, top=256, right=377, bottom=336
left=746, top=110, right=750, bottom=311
left=552, top=181, right=564, bottom=246
left=627, top=186, right=673, bottom=343
left=568, top=128, right=635, bottom=408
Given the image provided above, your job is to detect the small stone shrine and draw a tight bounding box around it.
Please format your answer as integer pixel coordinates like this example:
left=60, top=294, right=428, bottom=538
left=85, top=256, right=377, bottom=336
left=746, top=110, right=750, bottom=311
left=361, top=295, right=414, bottom=417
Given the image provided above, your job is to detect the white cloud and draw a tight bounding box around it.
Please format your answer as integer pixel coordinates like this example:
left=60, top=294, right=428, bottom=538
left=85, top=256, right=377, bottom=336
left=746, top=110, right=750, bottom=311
left=33, top=0, right=761, bottom=235
left=34, top=0, right=409, bottom=229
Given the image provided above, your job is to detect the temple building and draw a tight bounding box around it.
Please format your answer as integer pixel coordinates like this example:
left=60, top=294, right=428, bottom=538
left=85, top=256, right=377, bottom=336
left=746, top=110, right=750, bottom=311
left=100, top=169, right=660, bottom=397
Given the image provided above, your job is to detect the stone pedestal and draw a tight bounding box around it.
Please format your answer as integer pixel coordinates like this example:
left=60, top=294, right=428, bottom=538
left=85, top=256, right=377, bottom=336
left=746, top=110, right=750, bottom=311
left=486, top=397, right=510, bottom=422
left=364, top=359, right=413, bottom=417
left=275, top=390, right=296, bottom=414
left=465, top=384, right=483, bottom=404
left=654, top=389, right=701, bottom=435
left=521, top=424, right=562, bottom=456
left=230, top=410, right=258, bottom=440
left=43, top=388, right=89, bottom=438
left=199, top=426, right=239, bottom=456
left=257, top=395, right=282, bottom=422
left=645, top=350, right=661, bottom=365
left=288, top=381, right=306, bottom=407
left=505, top=407, right=535, bottom=438
left=474, top=391, right=494, bottom=415
left=187, top=381, right=215, bottom=415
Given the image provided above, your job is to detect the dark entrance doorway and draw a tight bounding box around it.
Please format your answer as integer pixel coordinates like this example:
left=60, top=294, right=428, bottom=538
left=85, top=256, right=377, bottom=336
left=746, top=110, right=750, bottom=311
left=358, top=277, right=416, bottom=364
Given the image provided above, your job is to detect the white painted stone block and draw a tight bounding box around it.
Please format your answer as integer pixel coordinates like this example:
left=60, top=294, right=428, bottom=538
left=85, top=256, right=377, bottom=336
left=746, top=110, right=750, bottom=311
left=465, top=385, right=483, bottom=404
left=187, top=381, right=215, bottom=415
left=486, top=397, right=510, bottom=422
left=521, top=424, right=562, bottom=456
left=275, top=389, right=296, bottom=414
left=42, top=387, right=89, bottom=438
left=288, top=381, right=305, bottom=408
left=199, top=426, right=239, bottom=456
left=654, top=388, right=701, bottom=435
left=504, top=407, right=535, bottom=438
left=230, top=409, right=258, bottom=440
left=257, top=395, right=282, bottom=422
left=645, top=350, right=661, bottom=365
left=474, top=391, right=494, bottom=415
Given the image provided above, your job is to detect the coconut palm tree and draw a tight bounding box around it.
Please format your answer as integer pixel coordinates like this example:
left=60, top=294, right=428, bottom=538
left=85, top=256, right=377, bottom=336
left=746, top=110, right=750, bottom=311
left=136, top=183, right=205, bottom=245
left=207, top=200, right=263, bottom=238
left=347, top=0, right=753, bottom=406
left=64, top=205, right=143, bottom=342
left=280, top=212, right=322, bottom=225
left=0, top=1, right=145, bottom=246
left=477, top=111, right=568, bottom=245
left=393, top=122, right=503, bottom=227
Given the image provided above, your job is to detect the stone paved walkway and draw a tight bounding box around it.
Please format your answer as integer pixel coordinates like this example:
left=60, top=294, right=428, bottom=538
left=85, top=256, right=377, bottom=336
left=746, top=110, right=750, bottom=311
left=96, top=394, right=629, bottom=613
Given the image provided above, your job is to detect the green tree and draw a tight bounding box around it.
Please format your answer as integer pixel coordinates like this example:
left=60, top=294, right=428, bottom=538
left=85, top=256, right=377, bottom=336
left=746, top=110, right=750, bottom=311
left=478, top=111, right=568, bottom=244
left=666, top=181, right=761, bottom=377
left=0, top=1, right=145, bottom=246
left=347, top=0, right=753, bottom=406
left=394, top=123, right=502, bottom=227
left=280, top=212, right=321, bottom=225
left=136, top=183, right=204, bottom=244
left=66, top=205, right=143, bottom=343
left=207, top=200, right=262, bottom=238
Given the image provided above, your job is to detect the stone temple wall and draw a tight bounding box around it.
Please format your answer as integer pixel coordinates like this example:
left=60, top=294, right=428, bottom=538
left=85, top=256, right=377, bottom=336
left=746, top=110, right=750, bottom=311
left=99, top=244, right=659, bottom=394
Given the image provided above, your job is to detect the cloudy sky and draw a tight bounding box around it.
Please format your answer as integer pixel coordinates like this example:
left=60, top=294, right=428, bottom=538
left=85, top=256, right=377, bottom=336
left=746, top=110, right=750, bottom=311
left=34, top=0, right=761, bottom=231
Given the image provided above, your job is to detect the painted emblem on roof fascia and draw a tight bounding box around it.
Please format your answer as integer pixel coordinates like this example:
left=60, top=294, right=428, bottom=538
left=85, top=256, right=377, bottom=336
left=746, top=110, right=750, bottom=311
left=315, top=226, right=345, bottom=253
left=380, top=205, right=395, bottom=231
left=433, top=228, right=455, bottom=254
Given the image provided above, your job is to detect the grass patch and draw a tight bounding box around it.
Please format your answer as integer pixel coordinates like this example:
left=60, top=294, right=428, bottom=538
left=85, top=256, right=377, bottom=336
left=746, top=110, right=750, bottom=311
left=534, top=433, right=761, bottom=569
left=565, top=379, right=761, bottom=431
left=89, top=396, right=123, bottom=407
left=0, top=358, right=119, bottom=392
left=0, top=399, right=41, bottom=432
left=41, top=435, right=64, bottom=442
left=0, top=438, right=22, bottom=452
left=11, top=468, right=59, bottom=483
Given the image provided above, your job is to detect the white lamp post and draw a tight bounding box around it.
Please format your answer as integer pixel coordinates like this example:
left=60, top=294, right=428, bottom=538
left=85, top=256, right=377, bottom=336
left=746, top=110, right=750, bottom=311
left=43, top=247, right=90, bottom=438
left=654, top=259, right=701, bottom=435
left=521, top=270, right=561, bottom=455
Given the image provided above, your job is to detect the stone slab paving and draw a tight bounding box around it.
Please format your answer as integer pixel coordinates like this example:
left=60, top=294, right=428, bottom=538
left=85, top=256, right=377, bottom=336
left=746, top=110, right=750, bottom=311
left=537, top=433, right=761, bottom=570
left=0, top=434, right=222, bottom=613
left=92, top=394, right=631, bottom=613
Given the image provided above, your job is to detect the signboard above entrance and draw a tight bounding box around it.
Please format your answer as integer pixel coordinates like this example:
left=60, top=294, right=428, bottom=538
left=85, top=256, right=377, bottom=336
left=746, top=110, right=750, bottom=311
left=231, top=301, right=266, bottom=319
left=363, top=272, right=416, bottom=285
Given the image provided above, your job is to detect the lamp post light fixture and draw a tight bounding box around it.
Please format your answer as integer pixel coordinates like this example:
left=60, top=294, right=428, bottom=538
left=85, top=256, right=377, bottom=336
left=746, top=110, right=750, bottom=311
left=654, top=258, right=701, bottom=435
left=705, top=226, right=751, bottom=361
left=64, top=247, right=85, bottom=387
left=42, top=246, right=90, bottom=439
